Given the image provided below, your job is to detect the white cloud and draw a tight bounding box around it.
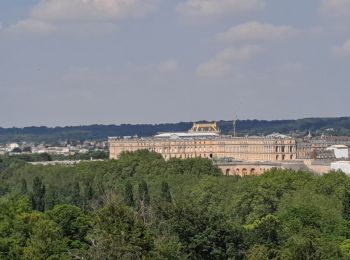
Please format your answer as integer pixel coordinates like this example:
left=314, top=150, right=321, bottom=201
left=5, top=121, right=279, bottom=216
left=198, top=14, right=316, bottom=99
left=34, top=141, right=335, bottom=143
left=321, top=0, right=350, bottom=16
left=216, top=45, right=262, bottom=61
left=332, top=39, right=350, bottom=56
left=5, top=0, right=158, bottom=35
left=177, top=0, right=265, bottom=17
left=156, top=60, right=178, bottom=72
left=7, top=20, right=55, bottom=34
left=196, top=45, right=262, bottom=78
left=217, top=21, right=299, bottom=42
left=31, top=0, right=159, bottom=22
left=196, top=60, right=232, bottom=78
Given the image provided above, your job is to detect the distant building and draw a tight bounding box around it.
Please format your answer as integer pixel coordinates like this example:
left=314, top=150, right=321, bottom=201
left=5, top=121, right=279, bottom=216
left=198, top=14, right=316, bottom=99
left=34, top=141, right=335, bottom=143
left=327, top=145, right=349, bottom=159
left=331, top=161, right=350, bottom=175
left=109, top=122, right=297, bottom=162
left=7, top=143, right=19, bottom=152
left=296, top=136, right=350, bottom=159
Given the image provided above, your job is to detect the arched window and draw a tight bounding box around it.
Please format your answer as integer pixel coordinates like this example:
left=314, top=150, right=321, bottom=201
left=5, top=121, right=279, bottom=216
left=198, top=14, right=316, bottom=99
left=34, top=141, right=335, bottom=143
left=225, top=169, right=230, bottom=176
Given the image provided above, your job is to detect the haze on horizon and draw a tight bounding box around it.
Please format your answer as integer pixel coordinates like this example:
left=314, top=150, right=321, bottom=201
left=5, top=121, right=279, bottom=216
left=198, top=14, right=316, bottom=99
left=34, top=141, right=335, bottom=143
left=0, top=0, right=349, bottom=128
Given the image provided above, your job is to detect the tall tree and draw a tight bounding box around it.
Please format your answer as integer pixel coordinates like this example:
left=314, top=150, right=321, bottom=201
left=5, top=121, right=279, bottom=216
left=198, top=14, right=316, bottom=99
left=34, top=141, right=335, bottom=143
left=124, top=181, right=134, bottom=207
left=31, top=177, right=46, bottom=212
left=84, top=203, right=154, bottom=259
left=138, top=180, right=150, bottom=207
left=160, top=181, right=172, bottom=203
left=20, top=179, right=27, bottom=195
left=47, top=204, right=90, bottom=248
left=138, top=180, right=151, bottom=224
left=72, top=181, right=82, bottom=207
left=45, top=186, right=59, bottom=210
left=343, top=190, right=350, bottom=220
left=82, top=181, right=94, bottom=211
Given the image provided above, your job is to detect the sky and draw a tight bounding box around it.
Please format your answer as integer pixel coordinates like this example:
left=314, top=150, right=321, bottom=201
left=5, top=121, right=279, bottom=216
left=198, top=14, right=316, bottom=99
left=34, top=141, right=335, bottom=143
left=0, top=0, right=349, bottom=127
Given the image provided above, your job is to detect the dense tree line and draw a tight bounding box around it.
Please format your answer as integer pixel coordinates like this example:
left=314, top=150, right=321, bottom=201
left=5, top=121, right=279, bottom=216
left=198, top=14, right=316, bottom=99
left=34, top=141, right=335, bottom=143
left=1, top=151, right=109, bottom=163
left=1, top=150, right=350, bottom=259
left=1, top=117, right=350, bottom=143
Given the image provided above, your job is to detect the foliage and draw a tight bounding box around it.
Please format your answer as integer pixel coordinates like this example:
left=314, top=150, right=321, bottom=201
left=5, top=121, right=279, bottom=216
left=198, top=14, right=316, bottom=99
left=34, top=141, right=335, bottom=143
left=30, top=177, right=46, bottom=212
left=47, top=205, right=90, bottom=249
left=124, top=181, right=134, bottom=207
left=0, top=151, right=350, bottom=259
left=83, top=203, right=154, bottom=259
left=1, top=150, right=109, bottom=163
left=160, top=181, right=172, bottom=203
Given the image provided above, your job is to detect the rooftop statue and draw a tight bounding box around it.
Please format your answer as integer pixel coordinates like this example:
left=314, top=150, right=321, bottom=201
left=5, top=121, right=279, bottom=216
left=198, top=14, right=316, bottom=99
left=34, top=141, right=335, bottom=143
left=189, top=122, right=221, bottom=134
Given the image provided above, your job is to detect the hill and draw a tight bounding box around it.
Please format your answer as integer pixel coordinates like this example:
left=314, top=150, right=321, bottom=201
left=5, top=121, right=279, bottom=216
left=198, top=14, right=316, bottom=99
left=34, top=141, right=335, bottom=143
left=0, top=117, right=350, bottom=143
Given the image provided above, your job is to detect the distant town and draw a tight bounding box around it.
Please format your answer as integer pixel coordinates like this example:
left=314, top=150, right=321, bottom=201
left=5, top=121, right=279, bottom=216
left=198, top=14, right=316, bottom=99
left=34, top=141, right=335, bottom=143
left=1, top=119, right=350, bottom=175
left=0, top=140, right=107, bottom=156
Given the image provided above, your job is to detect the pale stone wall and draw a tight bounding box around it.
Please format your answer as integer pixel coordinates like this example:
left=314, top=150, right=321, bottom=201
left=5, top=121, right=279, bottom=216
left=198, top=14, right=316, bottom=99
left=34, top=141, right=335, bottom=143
left=109, top=136, right=297, bottom=162
left=218, top=163, right=279, bottom=177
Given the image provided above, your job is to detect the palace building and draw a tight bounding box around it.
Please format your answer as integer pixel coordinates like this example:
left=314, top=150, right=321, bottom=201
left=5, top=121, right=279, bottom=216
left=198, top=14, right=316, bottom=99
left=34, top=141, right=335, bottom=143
left=109, top=122, right=297, bottom=162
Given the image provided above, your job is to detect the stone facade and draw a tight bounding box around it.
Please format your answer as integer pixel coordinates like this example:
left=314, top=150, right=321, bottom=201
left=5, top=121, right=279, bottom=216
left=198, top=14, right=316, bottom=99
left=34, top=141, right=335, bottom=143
left=109, top=135, right=296, bottom=162
left=296, top=136, right=350, bottom=159
left=216, top=161, right=282, bottom=177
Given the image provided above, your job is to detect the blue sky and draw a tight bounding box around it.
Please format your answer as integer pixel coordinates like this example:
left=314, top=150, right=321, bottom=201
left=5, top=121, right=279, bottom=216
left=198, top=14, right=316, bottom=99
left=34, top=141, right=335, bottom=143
left=0, top=0, right=349, bottom=127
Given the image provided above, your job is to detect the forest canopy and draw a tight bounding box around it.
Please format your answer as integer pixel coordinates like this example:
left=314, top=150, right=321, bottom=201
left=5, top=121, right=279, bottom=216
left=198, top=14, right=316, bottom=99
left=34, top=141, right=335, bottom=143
left=0, top=150, right=350, bottom=259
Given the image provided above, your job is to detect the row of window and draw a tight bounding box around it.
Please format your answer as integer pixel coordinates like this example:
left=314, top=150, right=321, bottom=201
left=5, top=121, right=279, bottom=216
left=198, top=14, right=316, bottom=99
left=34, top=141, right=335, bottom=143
left=163, top=154, right=212, bottom=159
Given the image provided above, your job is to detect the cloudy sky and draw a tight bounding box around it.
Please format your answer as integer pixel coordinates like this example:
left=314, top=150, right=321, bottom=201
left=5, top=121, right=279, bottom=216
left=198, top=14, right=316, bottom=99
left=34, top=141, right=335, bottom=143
left=0, top=0, right=349, bottom=127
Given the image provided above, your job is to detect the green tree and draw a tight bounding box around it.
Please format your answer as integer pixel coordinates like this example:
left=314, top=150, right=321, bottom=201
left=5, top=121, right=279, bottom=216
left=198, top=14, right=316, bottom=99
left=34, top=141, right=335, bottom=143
left=84, top=203, right=154, bottom=259
left=246, top=214, right=281, bottom=248
left=167, top=203, right=246, bottom=259
left=31, top=177, right=46, bottom=212
left=279, top=230, right=343, bottom=260
left=247, top=245, right=269, bottom=260
left=20, top=179, right=27, bottom=195
left=0, top=196, right=31, bottom=258
left=138, top=180, right=150, bottom=207
left=71, top=181, right=82, bottom=207
left=82, top=181, right=94, bottom=211
left=138, top=180, right=151, bottom=224
left=47, top=204, right=90, bottom=249
left=342, top=190, right=350, bottom=220
left=160, top=181, right=172, bottom=203
left=124, top=181, right=134, bottom=207
left=45, top=185, right=59, bottom=210
left=340, top=239, right=350, bottom=258
left=22, top=216, right=67, bottom=259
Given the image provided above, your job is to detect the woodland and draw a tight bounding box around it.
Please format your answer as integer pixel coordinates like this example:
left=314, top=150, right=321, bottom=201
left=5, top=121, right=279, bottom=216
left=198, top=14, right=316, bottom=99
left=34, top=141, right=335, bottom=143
left=1, top=150, right=350, bottom=259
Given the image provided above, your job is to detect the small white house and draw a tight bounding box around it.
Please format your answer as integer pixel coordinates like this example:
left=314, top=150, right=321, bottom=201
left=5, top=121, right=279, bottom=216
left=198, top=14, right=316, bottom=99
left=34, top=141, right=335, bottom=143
left=7, top=143, right=19, bottom=152
left=326, top=145, right=349, bottom=159
left=331, top=161, right=350, bottom=175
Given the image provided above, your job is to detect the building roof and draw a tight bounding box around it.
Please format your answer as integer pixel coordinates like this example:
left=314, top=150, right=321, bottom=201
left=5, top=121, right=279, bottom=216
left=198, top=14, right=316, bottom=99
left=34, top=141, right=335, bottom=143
left=331, top=161, right=350, bottom=165
left=328, top=145, right=348, bottom=149
left=266, top=133, right=290, bottom=139
left=154, top=132, right=219, bottom=139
